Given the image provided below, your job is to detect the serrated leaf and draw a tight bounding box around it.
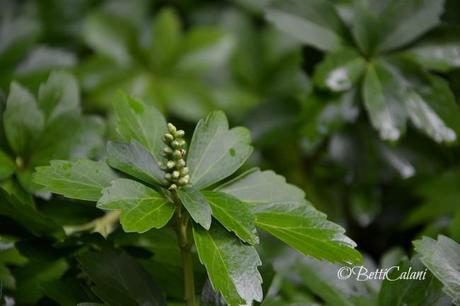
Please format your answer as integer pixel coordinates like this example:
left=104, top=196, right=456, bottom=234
left=177, top=186, right=212, bottom=230
left=314, top=48, right=366, bottom=92
left=203, top=191, right=258, bottom=245
left=4, top=82, right=44, bottom=154
left=187, top=111, right=253, bottom=189
left=78, top=249, right=166, bottom=306
left=253, top=201, right=362, bottom=264
left=0, top=149, right=15, bottom=180
left=217, top=168, right=305, bottom=205
left=404, top=28, right=460, bottom=72
left=193, top=224, right=263, bottom=306
left=265, top=0, right=345, bottom=51
left=362, top=63, right=406, bottom=141
left=33, top=159, right=118, bottom=201
left=412, top=75, right=460, bottom=143
left=404, top=90, right=457, bottom=143
left=378, top=0, right=444, bottom=52
left=107, top=140, right=164, bottom=186
left=413, top=235, right=460, bottom=305
left=114, top=93, right=167, bottom=166
left=37, top=71, right=80, bottom=122
left=98, top=178, right=174, bottom=233
left=392, top=61, right=460, bottom=143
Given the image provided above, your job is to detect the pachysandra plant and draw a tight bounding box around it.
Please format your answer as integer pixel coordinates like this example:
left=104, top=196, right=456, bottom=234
left=266, top=0, right=460, bottom=143
left=0, top=71, right=104, bottom=238
left=34, top=93, right=362, bottom=305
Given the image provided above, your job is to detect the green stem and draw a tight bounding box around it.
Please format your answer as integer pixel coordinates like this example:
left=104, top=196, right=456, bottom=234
left=174, top=201, right=197, bottom=306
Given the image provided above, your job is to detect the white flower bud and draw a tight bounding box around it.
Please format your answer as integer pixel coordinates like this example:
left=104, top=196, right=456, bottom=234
left=166, top=161, right=175, bottom=169
left=168, top=123, right=177, bottom=134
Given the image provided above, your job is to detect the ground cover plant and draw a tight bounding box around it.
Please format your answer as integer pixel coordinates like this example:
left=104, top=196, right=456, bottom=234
left=0, top=0, right=460, bottom=305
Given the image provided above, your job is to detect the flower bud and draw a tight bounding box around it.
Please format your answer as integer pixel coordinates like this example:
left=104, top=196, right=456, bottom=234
left=178, top=176, right=189, bottom=185
left=168, top=123, right=177, bottom=134
left=177, top=139, right=186, bottom=148
left=169, top=184, right=177, bottom=190
left=163, top=147, right=173, bottom=155
left=172, top=171, right=180, bottom=179
left=175, top=130, right=185, bottom=138
left=164, top=173, right=172, bottom=181
left=166, top=161, right=175, bottom=169
left=163, top=133, right=174, bottom=143
left=176, top=159, right=186, bottom=168
left=180, top=167, right=189, bottom=175
left=171, top=140, right=180, bottom=148
left=181, top=175, right=190, bottom=184
left=173, top=150, right=182, bottom=159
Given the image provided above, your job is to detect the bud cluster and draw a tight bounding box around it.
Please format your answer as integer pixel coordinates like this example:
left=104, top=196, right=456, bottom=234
left=160, top=123, right=190, bottom=190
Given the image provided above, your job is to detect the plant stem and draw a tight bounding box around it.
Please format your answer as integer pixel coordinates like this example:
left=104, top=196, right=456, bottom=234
left=174, top=203, right=197, bottom=306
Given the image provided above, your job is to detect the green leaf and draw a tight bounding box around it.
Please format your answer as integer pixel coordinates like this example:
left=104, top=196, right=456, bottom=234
left=314, top=48, right=366, bottom=92
left=406, top=167, right=460, bottom=226
left=292, top=255, right=377, bottom=306
left=177, top=28, right=235, bottom=73
left=404, top=89, right=457, bottom=143
left=30, top=114, right=105, bottom=165
left=203, top=191, right=259, bottom=245
left=177, top=186, right=212, bottom=230
left=393, top=61, right=460, bottom=143
left=0, top=265, right=15, bottom=290
left=253, top=201, right=362, bottom=264
left=193, top=224, right=263, bottom=306
left=78, top=249, right=166, bottom=306
left=37, top=71, right=80, bottom=122
left=378, top=0, right=444, bottom=52
left=0, top=15, right=40, bottom=67
left=362, top=63, right=406, bottom=141
left=114, top=93, right=167, bottom=166
left=4, top=82, right=44, bottom=154
left=265, top=0, right=345, bottom=51
left=0, top=149, right=15, bottom=180
left=187, top=111, right=253, bottom=189
left=350, top=1, right=389, bottom=55
left=148, top=8, right=182, bottom=70
left=410, top=75, right=460, bottom=143
left=33, top=159, right=118, bottom=201
left=0, top=186, right=63, bottom=237
left=83, top=11, right=135, bottom=65
left=403, top=28, right=460, bottom=72
left=413, top=235, right=460, bottom=306
left=16, top=258, right=69, bottom=305
left=217, top=168, right=305, bottom=206
left=98, top=178, right=175, bottom=233
left=107, top=140, right=164, bottom=186
left=379, top=256, right=444, bottom=306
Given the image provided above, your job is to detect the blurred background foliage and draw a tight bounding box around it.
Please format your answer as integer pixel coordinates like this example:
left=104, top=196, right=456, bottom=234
left=0, top=0, right=459, bottom=305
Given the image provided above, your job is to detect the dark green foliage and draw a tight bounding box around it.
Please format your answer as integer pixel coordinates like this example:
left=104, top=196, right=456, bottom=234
left=0, top=0, right=459, bottom=305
